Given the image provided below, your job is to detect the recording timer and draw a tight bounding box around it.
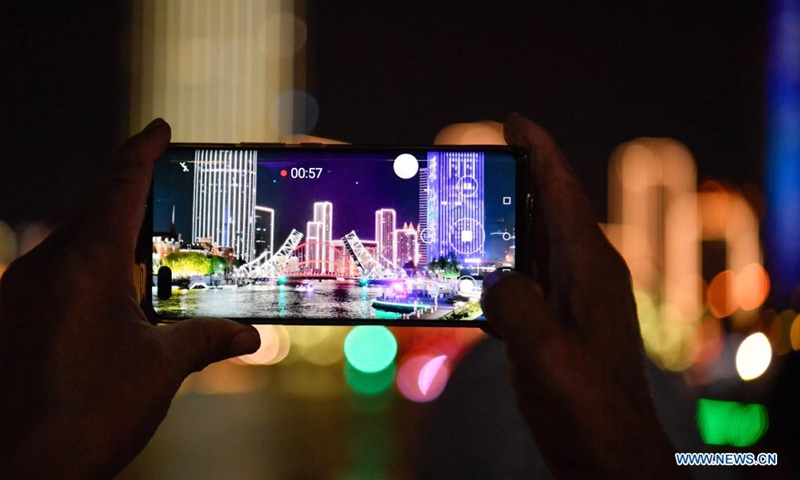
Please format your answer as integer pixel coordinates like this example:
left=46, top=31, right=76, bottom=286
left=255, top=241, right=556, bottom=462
left=280, top=167, right=324, bottom=179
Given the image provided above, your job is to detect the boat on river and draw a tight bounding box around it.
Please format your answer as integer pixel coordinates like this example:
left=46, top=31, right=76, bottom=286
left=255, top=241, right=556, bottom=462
left=371, top=298, right=429, bottom=314
left=294, top=281, right=315, bottom=292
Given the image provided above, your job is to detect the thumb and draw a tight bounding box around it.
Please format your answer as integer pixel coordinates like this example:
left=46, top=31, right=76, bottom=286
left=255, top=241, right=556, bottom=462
left=482, top=272, right=556, bottom=354
left=159, top=318, right=261, bottom=378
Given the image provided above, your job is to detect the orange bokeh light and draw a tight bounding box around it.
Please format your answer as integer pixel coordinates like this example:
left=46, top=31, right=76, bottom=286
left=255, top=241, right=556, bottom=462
left=791, top=314, right=800, bottom=351
left=707, top=270, right=737, bottom=318
left=734, top=263, right=770, bottom=311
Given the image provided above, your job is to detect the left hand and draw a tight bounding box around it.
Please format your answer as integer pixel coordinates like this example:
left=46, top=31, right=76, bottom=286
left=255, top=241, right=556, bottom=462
left=0, top=119, right=261, bottom=479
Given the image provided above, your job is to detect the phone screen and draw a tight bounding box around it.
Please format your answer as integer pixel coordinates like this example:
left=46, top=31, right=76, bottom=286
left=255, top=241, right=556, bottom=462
left=149, top=145, right=525, bottom=324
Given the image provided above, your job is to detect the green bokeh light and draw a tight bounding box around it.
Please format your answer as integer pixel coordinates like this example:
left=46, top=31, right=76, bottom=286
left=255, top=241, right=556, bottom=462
left=344, top=361, right=396, bottom=396
left=344, top=326, right=397, bottom=373
left=697, top=398, right=768, bottom=447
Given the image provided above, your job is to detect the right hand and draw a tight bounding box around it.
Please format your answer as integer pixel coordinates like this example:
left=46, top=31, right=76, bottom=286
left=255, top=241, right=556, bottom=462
left=482, top=114, right=687, bottom=479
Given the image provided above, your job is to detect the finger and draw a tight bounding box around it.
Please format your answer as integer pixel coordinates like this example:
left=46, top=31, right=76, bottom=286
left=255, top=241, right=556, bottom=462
left=159, top=317, right=261, bottom=379
left=287, top=134, right=348, bottom=145
left=480, top=270, right=514, bottom=339
left=503, top=114, right=607, bottom=252
left=84, top=119, right=171, bottom=254
left=482, top=272, right=558, bottom=353
left=434, top=121, right=505, bottom=145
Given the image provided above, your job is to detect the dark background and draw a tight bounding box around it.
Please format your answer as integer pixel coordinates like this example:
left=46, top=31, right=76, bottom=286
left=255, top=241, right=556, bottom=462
left=1, top=1, right=767, bottom=229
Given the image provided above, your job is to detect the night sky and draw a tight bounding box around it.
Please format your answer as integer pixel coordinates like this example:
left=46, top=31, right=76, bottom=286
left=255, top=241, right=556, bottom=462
left=1, top=2, right=766, bottom=229
left=154, top=148, right=516, bottom=259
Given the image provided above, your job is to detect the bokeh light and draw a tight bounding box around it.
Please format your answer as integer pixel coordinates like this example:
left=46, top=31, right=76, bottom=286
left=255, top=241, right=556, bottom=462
left=735, top=332, right=772, bottom=381
left=180, top=360, right=266, bottom=395
left=271, top=90, right=319, bottom=137
left=791, top=313, right=800, bottom=351
left=396, top=354, right=450, bottom=403
left=433, top=121, right=505, bottom=145
left=707, top=270, right=737, bottom=318
left=0, top=220, right=17, bottom=268
left=292, top=325, right=348, bottom=366
left=689, top=316, right=724, bottom=368
left=733, top=263, right=770, bottom=311
left=15, top=222, right=53, bottom=257
left=697, top=398, right=768, bottom=447
left=344, top=326, right=397, bottom=373
left=259, top=13, right=308, bottom=59
left=0, top=225, right=13, bottom=281
left=344, top=361, right=395, bottom=396
left=636, top=290, right=697, bottom=372
left=238, top=324, right=290, bottom=365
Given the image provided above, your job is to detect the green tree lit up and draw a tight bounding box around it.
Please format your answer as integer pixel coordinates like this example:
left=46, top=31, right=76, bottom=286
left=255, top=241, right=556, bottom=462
left=210, top=255, right=227, bottom=275
left=161, top=251, right=227, bottom=278
left=446, top=300, right=483, bottom=321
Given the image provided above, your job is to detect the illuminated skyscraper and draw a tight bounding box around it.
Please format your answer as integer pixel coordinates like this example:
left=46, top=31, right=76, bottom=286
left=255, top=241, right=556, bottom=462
left=375, top=208, right=396, bottom=268
left=426, top=151, right=485, bottom=262
left=313, top=201, right=333, bottom=273
left=254, top=206, right=274, bottom=259
left=192, top=149, right=257, bottom=261
left=396, top=222, right=419, bottom=267
left=306, top=221, right=323, bottom=272
left=418, top=167, right=428, bottom=266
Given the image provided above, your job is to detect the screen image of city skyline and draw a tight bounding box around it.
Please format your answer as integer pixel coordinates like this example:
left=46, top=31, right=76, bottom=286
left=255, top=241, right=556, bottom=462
left=153, top=148, right=515, bottom=272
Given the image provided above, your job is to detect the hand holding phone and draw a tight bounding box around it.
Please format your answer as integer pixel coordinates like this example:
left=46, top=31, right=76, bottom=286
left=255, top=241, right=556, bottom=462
left=482, top=114, right=686, bottom=479
left=0, top=120, right=261, bottom=478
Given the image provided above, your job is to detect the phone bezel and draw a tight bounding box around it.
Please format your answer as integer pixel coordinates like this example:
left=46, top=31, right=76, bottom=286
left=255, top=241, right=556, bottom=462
left=138, top=143, right=531, bottom=328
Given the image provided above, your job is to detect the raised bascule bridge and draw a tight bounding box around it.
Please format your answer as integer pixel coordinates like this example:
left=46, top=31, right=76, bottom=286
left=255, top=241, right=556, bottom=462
left=235, top=230, right=407, bottom=282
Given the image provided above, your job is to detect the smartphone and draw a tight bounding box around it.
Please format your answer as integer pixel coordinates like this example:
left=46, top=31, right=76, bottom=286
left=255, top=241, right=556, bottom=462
left=140, top=144, right=530, bottom=326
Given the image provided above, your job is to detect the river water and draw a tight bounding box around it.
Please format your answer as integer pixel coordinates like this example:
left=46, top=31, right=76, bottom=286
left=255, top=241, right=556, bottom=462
left=153, top=282, right=404, bottom=320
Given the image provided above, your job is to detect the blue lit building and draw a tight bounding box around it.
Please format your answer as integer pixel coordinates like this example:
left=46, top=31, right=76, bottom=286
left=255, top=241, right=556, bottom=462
left=425, top=151, right=485, bottom=262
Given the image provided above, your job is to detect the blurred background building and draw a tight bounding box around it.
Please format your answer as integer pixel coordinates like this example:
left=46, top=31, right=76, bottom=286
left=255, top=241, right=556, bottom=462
left=1, top=0, right=799, bottom=478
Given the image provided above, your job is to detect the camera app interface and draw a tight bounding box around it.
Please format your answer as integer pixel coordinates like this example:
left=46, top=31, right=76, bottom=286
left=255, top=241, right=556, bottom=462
left=152, top=148, right=517, bottom=322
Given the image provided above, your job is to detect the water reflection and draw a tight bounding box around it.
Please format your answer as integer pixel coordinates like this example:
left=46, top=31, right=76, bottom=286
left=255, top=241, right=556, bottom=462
left=155, top=282, right=401, bottom=320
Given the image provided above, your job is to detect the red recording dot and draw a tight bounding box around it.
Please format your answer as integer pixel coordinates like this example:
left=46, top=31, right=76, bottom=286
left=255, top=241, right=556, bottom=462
left=280, top=169, right=288, bottom=177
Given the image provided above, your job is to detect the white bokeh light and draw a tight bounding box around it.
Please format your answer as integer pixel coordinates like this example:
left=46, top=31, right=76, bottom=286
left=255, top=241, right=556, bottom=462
left=393, top=153, right=419, bottom=179
left=735, top=332, right=772, bottom=381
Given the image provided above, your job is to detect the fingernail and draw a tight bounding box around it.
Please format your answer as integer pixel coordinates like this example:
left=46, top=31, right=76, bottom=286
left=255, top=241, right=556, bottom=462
left=144, top=118, right=166, bottom=132
left=228, top=327, right=261, bottom=356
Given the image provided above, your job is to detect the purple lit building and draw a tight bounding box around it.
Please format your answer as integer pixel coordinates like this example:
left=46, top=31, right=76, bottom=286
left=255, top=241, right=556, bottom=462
left=375, top=208, right=396, bottom=268
left=426, top=151, right=485, bottom=262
